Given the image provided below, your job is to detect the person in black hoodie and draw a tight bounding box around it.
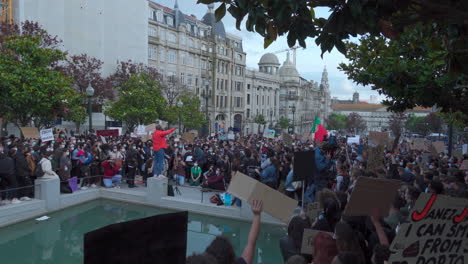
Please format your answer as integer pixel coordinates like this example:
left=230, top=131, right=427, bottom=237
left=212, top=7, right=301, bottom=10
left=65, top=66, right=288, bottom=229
left=0, top=147, right=19, bottom=204
left=126, top=144, right=139, bottom=188
left=13, top=145, right=33, bottom=200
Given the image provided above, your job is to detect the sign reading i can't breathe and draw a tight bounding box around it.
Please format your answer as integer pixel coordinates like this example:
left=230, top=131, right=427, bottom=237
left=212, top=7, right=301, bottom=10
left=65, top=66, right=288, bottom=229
left=389, top=193, right=468, bottom=264
left=40, top=128, right=54, bottom=142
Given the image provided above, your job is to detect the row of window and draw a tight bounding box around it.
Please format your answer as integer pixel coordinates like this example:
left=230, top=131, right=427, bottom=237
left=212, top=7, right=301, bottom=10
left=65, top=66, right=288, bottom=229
left=149, top=8, right=208, bottom=36
left=161, top=71, right=200, bottom=87
left=149, top=26, right=200, bottom=48
left=215, top=96, right=244, bottom=108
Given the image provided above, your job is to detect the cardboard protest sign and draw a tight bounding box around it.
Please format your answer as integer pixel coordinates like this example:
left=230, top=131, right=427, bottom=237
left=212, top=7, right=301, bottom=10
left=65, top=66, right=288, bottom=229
left=228, top=172, right=297, bottom=223
left=452, top=150, right=462, bottom=160
left=301, top=229, right=334, bottom=255
left=460, top=160, right=468, bottom=171
left=343, top=177, right=400, bottom=217
left=40, top=128, right=54, bottom=142
left=305, top=202, right=321, bottom=221
left=263, top=129, right=275, bottom=139
left=20, top=127, right=39, bottom=138
left=141, top=134, right=152, bottom=143
left=100, top=136, right=107, bottom=144
left=282, top=133, right=293, bottom=146
left=145, top=123, right=156, bottom=133
left=369, top=131, right=389, bottom=146
left=432, top=141, right=445, bottom=154
left=366, top=145, right=385, bottom=172
left=189, top=130, right=199, bottom=138
left=411, top=138, right=427, bottom=151
left=181, top=132, right=195, bottom=143
left=347, top=136, right=360, bottom=145
left=389, top=194, right=468, bottom=264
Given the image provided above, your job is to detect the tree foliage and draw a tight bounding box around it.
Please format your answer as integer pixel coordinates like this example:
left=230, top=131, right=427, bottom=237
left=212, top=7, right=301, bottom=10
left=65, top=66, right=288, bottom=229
left=326, top=113, right=347, bottom=131
left=160, top=76, right=187, bottom=107
left=405, top=115, right=427, bottom=135
left=104, top=73, right=166, bottom=131
left=171, top=91, right=206, bottom=131
left=0, top=21, right=84, bottom=128
left=198, top=0, right=467, bottom=62
left=56, top=54, right=112, bottom=99
left=278, top=117, right=290, bottom=129
left=388, top=112, right=407, bottom=151
left=346, top=113, right=366, bottom=134
left=106, top=60, right=161, bottom=94
left=339, top=24, right=467, bottom=114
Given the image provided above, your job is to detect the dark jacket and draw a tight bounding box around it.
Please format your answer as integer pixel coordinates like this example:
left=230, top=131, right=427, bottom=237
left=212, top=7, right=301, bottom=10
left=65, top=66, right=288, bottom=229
left=0, top=153, right=15, bottom=178
left=14, top=153, right=30, bottom=178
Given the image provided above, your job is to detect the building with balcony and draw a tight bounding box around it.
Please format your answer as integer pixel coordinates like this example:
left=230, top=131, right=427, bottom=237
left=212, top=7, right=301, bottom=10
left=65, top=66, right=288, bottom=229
left=148, top=1, right=247, bottom=133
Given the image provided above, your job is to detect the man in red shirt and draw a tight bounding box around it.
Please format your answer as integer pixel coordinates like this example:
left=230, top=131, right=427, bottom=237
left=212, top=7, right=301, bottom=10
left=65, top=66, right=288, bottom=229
left=152, top=125, right=176, bottom=176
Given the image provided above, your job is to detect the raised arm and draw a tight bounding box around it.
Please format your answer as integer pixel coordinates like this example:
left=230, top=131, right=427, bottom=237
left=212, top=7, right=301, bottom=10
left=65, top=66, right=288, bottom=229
left=241, top=200, right=263, bottom=264
left=160, top=128, right=176, bottom=137
left=371, top=208, right=390, bottom=246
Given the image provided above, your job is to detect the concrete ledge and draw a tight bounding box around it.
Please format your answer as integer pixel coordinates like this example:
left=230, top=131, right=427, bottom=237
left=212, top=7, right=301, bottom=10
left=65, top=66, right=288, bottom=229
left=0, top=176, right=286, bottom=229
left=0, top=200, right=46, bottom=228
left=60, top=189, right=100, bottom=209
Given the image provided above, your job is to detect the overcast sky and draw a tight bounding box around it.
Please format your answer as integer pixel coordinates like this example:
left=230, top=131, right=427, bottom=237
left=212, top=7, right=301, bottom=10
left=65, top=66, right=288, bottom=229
left=162, top=0, right=383, bottom=103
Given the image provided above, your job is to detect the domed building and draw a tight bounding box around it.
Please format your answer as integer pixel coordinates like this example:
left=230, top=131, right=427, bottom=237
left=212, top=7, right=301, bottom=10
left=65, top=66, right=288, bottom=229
left=244, top=51, right=331, bottom=134
left=258, top=53, right=280, bottom=74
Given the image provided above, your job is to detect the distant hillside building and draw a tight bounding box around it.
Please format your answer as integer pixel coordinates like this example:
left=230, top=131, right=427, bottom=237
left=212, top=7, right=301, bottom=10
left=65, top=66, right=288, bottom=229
left=332, top=103, right=431, bottom=133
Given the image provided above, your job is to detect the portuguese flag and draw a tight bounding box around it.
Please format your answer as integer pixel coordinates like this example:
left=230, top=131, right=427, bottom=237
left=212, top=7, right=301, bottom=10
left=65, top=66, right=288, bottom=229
left=311, top=116, right=321, bottom=133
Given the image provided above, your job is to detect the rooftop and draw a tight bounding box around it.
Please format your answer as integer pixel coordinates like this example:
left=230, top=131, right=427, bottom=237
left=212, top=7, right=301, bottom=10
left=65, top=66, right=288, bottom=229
left=332, top=103, right=432, bottom=112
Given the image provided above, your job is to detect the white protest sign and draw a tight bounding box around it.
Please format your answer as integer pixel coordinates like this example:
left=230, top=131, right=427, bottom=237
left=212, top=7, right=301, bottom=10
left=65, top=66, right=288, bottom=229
left=100, top=136, right=107, bottom=144
left=137, top=125, right=146, bottom=135
left=462, top=144, right=467, bottom=154
left=347, top=136, right=360, bottom=145
left=389, top=194, right=468, bottom=264
left=227, top=133, right=235, bottom=140
left=40, top=128, right=54, bottom=142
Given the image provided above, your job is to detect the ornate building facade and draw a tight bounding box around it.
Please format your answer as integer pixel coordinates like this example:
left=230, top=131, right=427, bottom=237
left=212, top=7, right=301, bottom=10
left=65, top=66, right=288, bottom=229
left=148, top=1, right=331, bottom=134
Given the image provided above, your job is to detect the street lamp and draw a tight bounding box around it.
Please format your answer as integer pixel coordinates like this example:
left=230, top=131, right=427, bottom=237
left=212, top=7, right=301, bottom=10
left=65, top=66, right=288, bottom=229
left=86, top=84, right=95, bottom=132
left=290, top=105, right=296, bottom=134
left=177, top=100, right=184, bottom=135
left=269, top=110, right=273, bottom=128
left=201, top=89, right=211, bottom=136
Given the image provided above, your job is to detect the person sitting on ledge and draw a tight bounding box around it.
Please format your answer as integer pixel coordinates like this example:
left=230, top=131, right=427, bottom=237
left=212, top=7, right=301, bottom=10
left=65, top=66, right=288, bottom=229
left=203, top=167, right=225, bottom=191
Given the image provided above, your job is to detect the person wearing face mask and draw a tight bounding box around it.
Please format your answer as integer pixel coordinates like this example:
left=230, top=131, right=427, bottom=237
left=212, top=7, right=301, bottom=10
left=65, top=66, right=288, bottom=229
left=39, top=151, right=59, bottom=179
left=203, top=167, right=225, bottom=191
left=59, top=149, right=72, bottom=180
left=190, top=162, right=202, bottom=186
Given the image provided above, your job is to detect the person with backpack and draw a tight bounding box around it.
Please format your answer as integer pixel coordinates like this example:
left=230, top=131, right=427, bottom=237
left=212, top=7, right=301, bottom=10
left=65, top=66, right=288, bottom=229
left=335, top=165, right=350, bottom=192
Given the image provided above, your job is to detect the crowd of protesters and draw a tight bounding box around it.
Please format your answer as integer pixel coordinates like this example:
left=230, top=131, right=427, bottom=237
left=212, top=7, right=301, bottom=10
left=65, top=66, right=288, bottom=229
left=0, top=126, right=467, bottom=264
